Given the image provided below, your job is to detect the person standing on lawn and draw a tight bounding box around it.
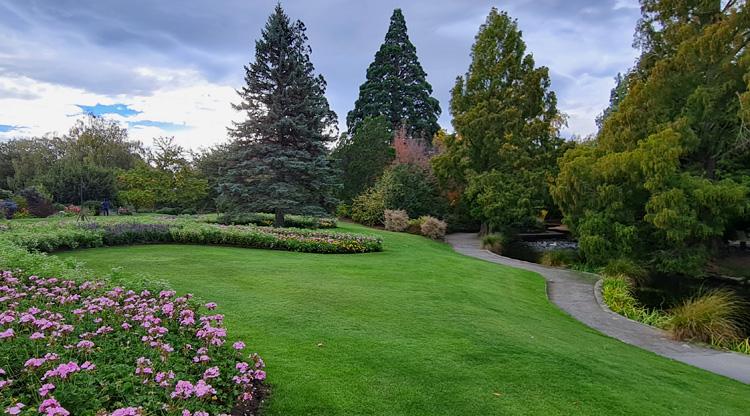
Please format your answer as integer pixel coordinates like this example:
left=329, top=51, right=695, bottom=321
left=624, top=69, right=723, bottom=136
left=101, top=198, right=110, bottom=216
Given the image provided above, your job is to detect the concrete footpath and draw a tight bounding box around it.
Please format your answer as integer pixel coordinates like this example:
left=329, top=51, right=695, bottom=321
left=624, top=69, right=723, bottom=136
left=446, top=233, right=750, bottom=384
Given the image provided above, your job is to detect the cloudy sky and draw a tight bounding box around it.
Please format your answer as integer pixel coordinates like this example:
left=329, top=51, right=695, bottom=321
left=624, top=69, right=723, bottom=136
left=0, top=0, right=641, bottom=150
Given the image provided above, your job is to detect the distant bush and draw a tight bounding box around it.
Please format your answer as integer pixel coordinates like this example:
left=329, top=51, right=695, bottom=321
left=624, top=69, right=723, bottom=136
left=0, top=199, right=18, bottom=219
left=351, top=186, right=386, bottom=226
left=384, top=209, right=409, bottom=232
left=217, top=212, right=336, bottom=229
left=602, top=258, right=648, bottom=282
left=156, top=207, right=180, bottom=215
left=336, top=203, right=351, bottom=218
left=667, top=289, right=746, bottom=345
left=406, top=217, right=425, bottom=235
left=180, top=207, right=198, bottom=215
left=420, top=216, right=447, bottom=240
left=19, top=186, right=56, bottom=217
left=117, top=206, right=134, bottom=216
left=540, top=249, right=578, bottom=268
left=82, top=200, right=102, bottom=216
left=481, top=233, right=511, bottom=254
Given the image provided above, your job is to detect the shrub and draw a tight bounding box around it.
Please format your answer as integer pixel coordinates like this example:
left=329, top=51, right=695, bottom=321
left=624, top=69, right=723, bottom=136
left=0, top=270, right=266, bottom=415
left=1, top=218, right=381, bottom=255
left=336, top=203, right=351, bottom=219
left=351, top=186, right=386, bottom=226
left=601, top=275, right=670, bottom=327
left=406, top=217, right=425, bottom=235
left=667, top=289, right=746, bottom=345
left=379, top=164, right=446, bottom=219
left=217, top=212, right=336, bottom=229
left=19, top=186, right=56, bottom=218
left=384, top=209, right=409, bottom=232
left=0, top=199, right=18, bottom=219
left=117, top=206, right=134, bottom=216
left=420, top=216, right=447, bottom=240
left=540, top=249, right=578, bottom=267
left=181, top=207, right=198, bottom=215
left=156, top=207, right=180, bottom=215
left=481, top=233, right=511, bottom=254
left=602, top=258, right=648, bottom=282
left=82, top=200, right=101, bottom=216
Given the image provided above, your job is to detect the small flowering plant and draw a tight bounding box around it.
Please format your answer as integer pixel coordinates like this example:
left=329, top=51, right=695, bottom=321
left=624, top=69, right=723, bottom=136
left=0, top=271, right=265, bottom=415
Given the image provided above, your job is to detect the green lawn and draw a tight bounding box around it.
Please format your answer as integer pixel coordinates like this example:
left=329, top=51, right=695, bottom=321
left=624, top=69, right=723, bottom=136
left=56, top=223, right=750, bottom=415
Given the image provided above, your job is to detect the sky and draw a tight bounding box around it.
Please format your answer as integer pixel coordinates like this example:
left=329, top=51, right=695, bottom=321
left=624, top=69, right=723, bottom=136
left=0, top=0, right=642, bottom=150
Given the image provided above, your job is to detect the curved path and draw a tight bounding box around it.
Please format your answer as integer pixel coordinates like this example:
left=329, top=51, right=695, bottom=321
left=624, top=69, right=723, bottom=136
left=446, top=233, right=750, bottom=384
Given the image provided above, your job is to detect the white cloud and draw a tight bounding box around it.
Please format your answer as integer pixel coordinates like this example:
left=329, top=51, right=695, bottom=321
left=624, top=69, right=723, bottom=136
left=0, top=70, right=239, bottom=150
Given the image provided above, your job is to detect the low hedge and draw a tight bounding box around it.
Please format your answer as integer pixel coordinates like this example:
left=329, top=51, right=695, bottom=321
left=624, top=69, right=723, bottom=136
left=1, top=219, right=382, bottom=255
left=215, top=212, right=337, bottom=229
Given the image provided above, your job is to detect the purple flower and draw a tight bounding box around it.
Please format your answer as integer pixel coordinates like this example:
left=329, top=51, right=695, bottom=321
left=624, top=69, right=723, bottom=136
left=39, top=398, right=69, bottom=416
left=5, top=403, right=24, bottom=415
left=205, top=302, right=217, bottom=310
left=0, top=328, right=14, bottom=339
left=203, top=366, right=220, bottom=379
left=194, top=379, right=216, bottom=398
left=171, top=380, right=194, bottom=399
left=233, top=341, right=245, bottom=350
left=39, top=383, right=55, bottom=397
left=110, top=407, right=141, bottom=416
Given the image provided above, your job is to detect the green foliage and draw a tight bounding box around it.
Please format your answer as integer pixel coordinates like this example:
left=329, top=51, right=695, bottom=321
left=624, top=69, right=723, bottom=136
left=0, top=216, right=382, bottom=255
left=216, top=212, right=337, bottom=229
left=332, top=116, right=394, bottom=202
left=601, top=275, right=671, bottom=328
left=435, top=8, right=566, bottom=231
left=553, top=2, right=750, bottom=276
left=668, top=289, right=746, bottom=345
left=481, top=232, right=511, bottom=254
left=351, top=185, right=386, bottom=226
left=19, top=185, right=55, bottom=217
left=539, top=249, right=578, bottom=268
left=44, top=161, right=118, bottom=205
left=378, top=164, right=445, bottom=219
left=602, top=258, right=648, bottom=283
left=346, top=9, right=441, bottom=140
left=117, top=164, right=208, bottom=211
left=219, top=5, right=339, bottom=222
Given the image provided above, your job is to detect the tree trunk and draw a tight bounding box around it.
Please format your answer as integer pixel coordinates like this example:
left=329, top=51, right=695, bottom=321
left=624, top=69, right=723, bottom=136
left=274, top=208, right=284, bottom=228
left=479, top=222, right=490, bottom=237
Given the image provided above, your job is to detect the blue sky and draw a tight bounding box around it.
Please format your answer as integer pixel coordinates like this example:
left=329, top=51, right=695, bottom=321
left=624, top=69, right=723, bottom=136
left=0, top=0, right=641, bottom=149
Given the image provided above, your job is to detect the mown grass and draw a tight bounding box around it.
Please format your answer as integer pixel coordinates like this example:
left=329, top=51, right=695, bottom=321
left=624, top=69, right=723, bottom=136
left=57, top=223, right=750, bottom=415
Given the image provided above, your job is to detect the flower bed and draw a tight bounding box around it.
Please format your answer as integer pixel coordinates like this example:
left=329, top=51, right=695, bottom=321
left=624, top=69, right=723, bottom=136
left=213, top=213, right=337, bottom=229
left=0, top=218, right=382, bottom=255
left=0, top=271, right=266, bottom=415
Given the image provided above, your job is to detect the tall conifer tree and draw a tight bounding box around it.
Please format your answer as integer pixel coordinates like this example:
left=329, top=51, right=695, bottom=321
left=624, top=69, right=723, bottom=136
left=219, top=5, right=338, bottom=226
left=346, top=9, right=441, bottom=140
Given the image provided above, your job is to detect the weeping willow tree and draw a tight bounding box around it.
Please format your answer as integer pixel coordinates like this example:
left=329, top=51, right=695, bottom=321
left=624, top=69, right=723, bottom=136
left=552, top=0, right=750, bottom=276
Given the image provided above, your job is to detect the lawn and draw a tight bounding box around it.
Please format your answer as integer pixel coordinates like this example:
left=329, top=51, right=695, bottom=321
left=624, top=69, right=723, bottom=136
left=56, top=223, right=750, bottom=415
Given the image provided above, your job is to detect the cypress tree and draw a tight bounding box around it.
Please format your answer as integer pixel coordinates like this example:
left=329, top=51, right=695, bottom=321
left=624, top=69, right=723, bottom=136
left=219, top=5, right=339, bottom=227
left=346, top=9, right=441, bottom=141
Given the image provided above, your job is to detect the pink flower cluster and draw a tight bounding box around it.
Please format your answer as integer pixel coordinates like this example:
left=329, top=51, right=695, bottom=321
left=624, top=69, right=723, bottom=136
left=0, top=270, right=265, bottom=415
